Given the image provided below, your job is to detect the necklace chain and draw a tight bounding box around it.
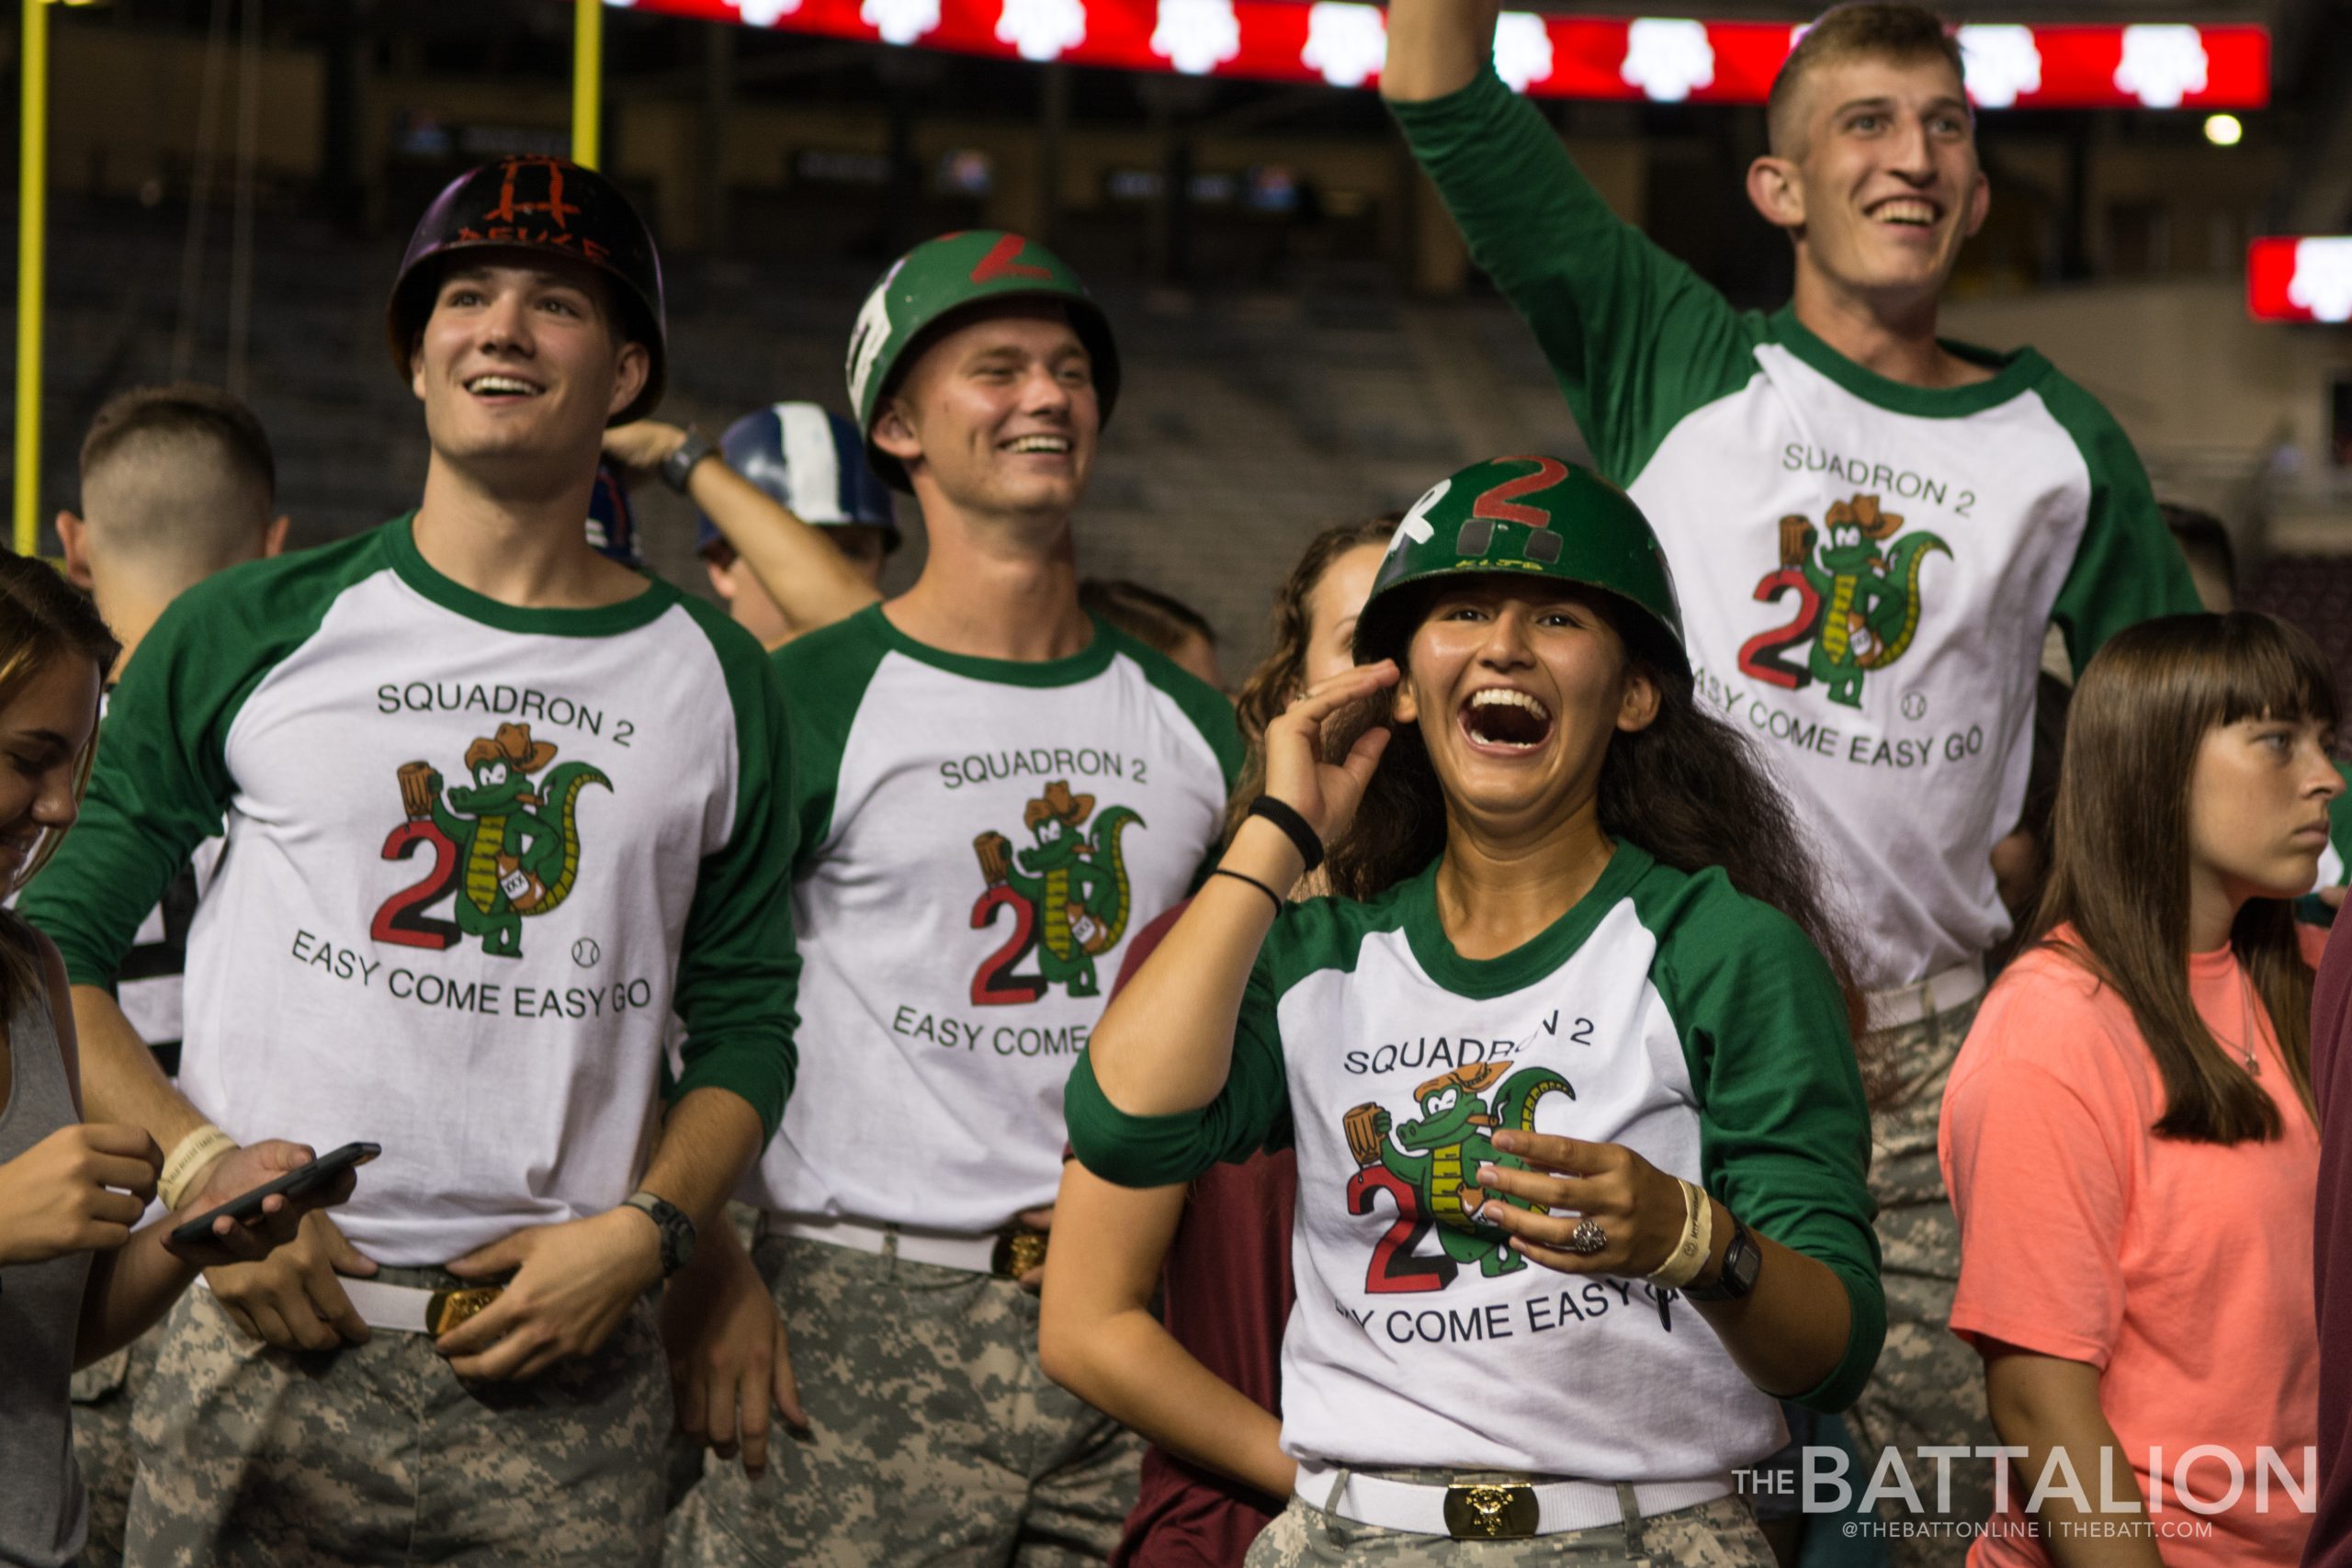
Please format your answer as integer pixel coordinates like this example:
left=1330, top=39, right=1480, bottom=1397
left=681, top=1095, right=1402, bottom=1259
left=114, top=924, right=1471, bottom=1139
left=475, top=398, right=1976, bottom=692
left=2235, top=964, right=2262, bottom=1077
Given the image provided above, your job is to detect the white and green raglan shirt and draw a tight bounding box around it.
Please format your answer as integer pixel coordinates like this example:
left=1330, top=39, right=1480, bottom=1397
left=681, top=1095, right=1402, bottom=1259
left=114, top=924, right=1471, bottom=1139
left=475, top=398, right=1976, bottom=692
left=1067, top=844, right=1881, bottom=1478
left=748, top=604, right=1242, bottom=1235
left=1395, top=71, right=2201, bottom=993
left=20, top=515, right=797, bottom=1268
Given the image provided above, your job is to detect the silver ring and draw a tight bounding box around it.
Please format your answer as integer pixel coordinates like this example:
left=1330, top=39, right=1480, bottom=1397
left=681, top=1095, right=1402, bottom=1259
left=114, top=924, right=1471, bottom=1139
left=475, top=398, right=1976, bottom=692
left=1566, top=1218, right=1607, bottom=1256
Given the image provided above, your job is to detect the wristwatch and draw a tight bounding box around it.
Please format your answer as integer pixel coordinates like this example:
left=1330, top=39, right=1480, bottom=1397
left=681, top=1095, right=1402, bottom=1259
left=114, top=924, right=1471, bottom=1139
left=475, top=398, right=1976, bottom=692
left=659, top=426, right=718, bottom=494
left=1682, top=1211, right=1761, bottom=1301
left=620, top=1190, right=696, bottom=1277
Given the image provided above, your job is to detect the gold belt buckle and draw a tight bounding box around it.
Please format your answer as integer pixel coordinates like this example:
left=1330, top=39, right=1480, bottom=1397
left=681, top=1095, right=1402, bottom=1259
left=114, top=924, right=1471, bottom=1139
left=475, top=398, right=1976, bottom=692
left=1442, top=1481, right=1539, bottom=1540
left=426, top=1286, right=503, bottom=1337
left=989, top=1228, right=1048, bottom=1280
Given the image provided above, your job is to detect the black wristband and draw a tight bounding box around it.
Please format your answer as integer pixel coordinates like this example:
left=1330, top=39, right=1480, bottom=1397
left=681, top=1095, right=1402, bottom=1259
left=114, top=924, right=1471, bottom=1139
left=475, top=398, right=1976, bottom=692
left=1211, top=867, right=1284, bottom=916
left=1246, top=795, right=1324, bottom=874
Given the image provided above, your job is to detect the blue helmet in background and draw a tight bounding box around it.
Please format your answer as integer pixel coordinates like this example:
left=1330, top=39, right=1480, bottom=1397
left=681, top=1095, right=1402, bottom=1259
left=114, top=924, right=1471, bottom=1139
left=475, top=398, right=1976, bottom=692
left=697, top=402, right=899, bottom=558
left=585, top=463, right=644, bottom=570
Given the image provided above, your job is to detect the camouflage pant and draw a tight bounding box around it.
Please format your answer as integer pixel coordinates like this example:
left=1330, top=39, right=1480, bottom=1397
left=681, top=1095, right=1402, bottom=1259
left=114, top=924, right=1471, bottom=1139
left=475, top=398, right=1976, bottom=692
left=1844, top=994, right=1994, bottom=1568
left=1245, top=1491, right=1774, bottom=1566
left=68, top=1330, right=164, bottom=1568
left=121, top=1267, right=670, bottom=1567
left=671, top=1232, right=1144, bottom=1568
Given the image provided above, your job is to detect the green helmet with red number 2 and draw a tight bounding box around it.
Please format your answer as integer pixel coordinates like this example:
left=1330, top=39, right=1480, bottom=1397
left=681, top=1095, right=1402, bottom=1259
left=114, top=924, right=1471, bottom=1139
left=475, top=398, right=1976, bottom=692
left=1352, top=456, right=1690, bottom=680
left=844, top=230, right=1120, bottom=491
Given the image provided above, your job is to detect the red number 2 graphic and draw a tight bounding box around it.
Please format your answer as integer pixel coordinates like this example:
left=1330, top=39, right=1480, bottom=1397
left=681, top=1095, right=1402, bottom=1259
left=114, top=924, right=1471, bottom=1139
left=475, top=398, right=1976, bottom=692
left=1471, top=456, right=1571, bottom=526
left=1346, top=1166, right=1458, bottom=1294
left=1736, top=568, right=1821, bottom=692
left=370, top=820, right=460, bottom=950
left=968, top=885, right=1046, bottom=1007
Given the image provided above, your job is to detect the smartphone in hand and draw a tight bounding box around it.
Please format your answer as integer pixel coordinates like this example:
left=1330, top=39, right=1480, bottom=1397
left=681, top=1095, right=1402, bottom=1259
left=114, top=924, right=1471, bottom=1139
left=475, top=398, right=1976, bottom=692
left=167, top=1141, right=379, bottom=1248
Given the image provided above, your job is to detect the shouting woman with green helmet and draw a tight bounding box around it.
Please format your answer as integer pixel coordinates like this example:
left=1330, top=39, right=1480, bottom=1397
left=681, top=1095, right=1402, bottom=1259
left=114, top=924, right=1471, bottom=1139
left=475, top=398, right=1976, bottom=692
left=1066, top=457, right=1884, bottom=1563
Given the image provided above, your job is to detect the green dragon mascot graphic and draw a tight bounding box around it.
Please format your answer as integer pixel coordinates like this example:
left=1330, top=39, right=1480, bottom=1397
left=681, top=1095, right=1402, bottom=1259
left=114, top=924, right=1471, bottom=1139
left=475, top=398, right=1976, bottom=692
left=399, top=722, right=611, bottom=957
left=1781, top=492, right=1950, bottom=709
left=972, top=779, right=1143, bottom=998
left=1343, top=1062, right=1576, bottom=1280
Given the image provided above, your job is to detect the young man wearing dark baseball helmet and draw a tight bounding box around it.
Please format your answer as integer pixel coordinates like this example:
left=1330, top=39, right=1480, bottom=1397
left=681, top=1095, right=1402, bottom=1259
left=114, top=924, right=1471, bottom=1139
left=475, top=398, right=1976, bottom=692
left=23, top=156, right=798, bottom=1566
left=663, top=231, right=1242, bottom=1566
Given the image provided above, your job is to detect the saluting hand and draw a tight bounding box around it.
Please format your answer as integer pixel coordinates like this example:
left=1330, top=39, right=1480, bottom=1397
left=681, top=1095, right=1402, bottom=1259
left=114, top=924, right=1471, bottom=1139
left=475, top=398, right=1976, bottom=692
left=600, top=420, right=688, bottom=479
left=1258, top=661, right=1399, bottom=852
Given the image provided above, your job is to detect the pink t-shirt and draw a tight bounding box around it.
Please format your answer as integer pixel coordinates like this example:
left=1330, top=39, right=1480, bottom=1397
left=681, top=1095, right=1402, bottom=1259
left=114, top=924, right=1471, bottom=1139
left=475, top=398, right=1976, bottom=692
left=1940, top=927, right=2322, bottom=1568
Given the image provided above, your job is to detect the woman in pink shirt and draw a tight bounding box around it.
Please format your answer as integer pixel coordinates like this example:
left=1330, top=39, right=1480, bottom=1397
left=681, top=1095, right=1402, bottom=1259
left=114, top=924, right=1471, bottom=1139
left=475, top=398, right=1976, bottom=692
left=1941, top=611, right=2335, bottom=1567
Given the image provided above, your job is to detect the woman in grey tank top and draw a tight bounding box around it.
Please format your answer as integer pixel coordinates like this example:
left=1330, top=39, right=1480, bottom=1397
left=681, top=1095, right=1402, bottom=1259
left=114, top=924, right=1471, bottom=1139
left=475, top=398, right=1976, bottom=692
left=0, top=556, right=353, bottom=1567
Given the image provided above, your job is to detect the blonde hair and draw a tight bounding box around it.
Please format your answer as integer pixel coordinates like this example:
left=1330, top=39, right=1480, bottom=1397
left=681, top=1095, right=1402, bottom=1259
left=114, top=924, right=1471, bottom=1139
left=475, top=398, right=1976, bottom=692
left=1768, top=4, right=1968, bottom=157
left=0, top=555, right=118, bottom=1014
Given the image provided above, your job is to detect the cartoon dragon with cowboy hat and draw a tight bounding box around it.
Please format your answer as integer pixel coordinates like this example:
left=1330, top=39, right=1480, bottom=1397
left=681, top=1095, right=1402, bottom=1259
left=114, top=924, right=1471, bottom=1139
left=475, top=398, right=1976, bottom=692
left=972, top=778, right=1144, bottom=998
left=397, top=722, right=612, bottom=957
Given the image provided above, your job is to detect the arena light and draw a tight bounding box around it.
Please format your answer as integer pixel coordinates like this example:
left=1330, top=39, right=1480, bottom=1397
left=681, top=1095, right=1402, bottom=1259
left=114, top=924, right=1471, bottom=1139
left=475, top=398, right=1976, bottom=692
left=2248, top=237, right=2352, bottom=324
left=2203, top=112, right=2243, bottom=145
left=598, top=1, right=2269, bottom=108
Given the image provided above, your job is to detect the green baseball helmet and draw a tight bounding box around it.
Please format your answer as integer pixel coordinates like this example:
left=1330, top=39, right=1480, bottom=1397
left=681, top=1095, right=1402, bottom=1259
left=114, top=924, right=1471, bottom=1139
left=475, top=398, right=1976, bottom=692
left=844, top=230, right=1120, bottom=491
left=1352, top=457, right=1688, bottom=678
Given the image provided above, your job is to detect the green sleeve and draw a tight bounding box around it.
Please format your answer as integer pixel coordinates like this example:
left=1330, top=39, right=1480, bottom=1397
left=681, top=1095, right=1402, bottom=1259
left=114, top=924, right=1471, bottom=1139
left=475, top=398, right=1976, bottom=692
left=18, top=532, right=385, bottom=988
left=770, top=609, right=892, bottom=875
left=1648, top=872, right=1883, bottom=1414
left=1387, top=68, right=1762, bottom=482
left=666, top=603, right=801, bottom=1139
left=1065, top=944, right=1293, bottom=1187
left=2041, top=376, right=2201, bottom=671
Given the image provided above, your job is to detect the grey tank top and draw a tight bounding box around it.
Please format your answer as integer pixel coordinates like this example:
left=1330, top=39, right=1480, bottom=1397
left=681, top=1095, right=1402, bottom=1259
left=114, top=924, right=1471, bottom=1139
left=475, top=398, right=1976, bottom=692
left=0, top=926, right=93, bottom=1568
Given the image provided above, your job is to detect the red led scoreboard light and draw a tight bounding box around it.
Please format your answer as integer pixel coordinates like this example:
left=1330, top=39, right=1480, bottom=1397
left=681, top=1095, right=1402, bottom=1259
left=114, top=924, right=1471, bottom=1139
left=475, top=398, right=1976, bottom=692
left=2249, top=238, right=2352, bottom=324
left=603, top=1, right=2267, bottom=108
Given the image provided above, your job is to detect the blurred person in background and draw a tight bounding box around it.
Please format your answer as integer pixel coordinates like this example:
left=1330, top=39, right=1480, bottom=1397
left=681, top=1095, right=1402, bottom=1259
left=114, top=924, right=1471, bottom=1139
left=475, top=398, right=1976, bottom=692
left=604, top=401, right=890, bottom=649
left=19, top=156, right=797, bottom=1567
left=663, top=230, right=1241, bottom=1568
left=1041, top=516, right=1394, bottom=1566
left=1383, top=7, right=2200, bottom=1548
left=49, top=383, right=288, bottom=1568
left=0, top=553, right=350, bottom=1568
left=1080, top=578, right=1224, bottom=690
left=2154, top=502, right=2352, bottom=918
left=1943, top=612, right=2332, bottom=1568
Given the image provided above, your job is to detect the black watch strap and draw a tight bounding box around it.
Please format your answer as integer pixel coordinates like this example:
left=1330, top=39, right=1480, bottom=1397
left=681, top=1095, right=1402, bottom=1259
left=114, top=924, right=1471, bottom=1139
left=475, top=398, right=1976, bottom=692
left=660, top=428, right=717, bottom=494
left=622, top=1190, right=696, bottom=1277
left=1683, top=1212, right=1760, bottom=1301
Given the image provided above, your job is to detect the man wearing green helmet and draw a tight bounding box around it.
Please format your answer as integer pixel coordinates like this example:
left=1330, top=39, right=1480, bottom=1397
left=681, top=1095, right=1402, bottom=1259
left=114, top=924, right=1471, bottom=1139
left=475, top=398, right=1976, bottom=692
left=1068, top=454, right=1880, bottom=1562
left=664, top=230, right=1242, bottom=1566
left=1384, top=6, right=2203, bottom=1540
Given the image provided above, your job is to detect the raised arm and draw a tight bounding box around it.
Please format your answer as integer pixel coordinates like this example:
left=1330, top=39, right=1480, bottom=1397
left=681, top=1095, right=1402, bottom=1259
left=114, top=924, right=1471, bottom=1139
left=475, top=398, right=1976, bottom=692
left=1082, top=662, right=1392, bottom=1125
left=1380, top=0, right=1501, bottom=103
left=605, top=421, right=881, bottom=637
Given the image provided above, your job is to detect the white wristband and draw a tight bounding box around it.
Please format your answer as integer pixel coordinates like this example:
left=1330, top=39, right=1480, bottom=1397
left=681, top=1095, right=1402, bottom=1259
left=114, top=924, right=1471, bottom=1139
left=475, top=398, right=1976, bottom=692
left=159, top=1124, right=238, bottom=1213
left=1647, top=1178, right=1715, bottom=1291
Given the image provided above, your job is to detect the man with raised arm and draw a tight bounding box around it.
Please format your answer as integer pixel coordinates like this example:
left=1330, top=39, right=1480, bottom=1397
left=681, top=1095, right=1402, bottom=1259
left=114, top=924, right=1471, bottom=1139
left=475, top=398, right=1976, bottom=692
left=20, top=156, right=797, bottom=1566
left=665, top=231, right=1241, bottom=1567
left=1381, top=3, right=2197, bottom=1550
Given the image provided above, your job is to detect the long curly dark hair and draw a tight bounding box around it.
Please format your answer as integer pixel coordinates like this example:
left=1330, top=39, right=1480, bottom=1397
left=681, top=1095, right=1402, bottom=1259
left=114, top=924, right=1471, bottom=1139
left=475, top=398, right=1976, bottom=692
left=1324, top=584, right=1870, bottom=1046
left=1224, top=515, right=1400, bottom=845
